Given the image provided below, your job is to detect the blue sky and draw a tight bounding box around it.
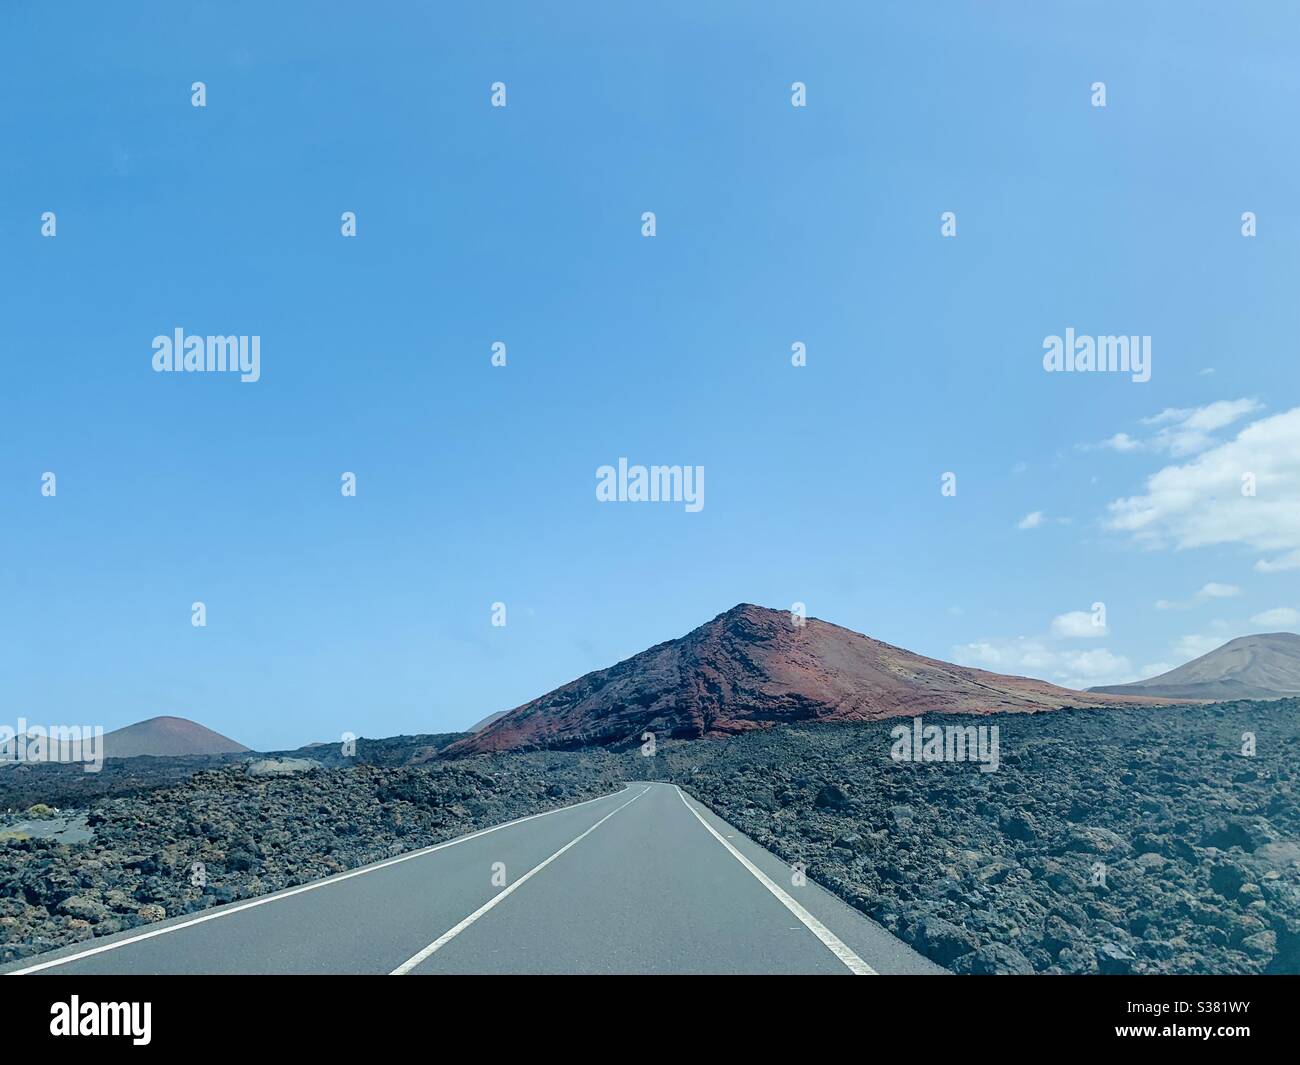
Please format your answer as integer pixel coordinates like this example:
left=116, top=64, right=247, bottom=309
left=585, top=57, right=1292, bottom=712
left=3, top=1, right=1299, bottom=749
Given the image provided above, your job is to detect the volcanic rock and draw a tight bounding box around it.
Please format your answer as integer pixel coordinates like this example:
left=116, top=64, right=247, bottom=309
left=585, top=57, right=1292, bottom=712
left=452, top=604, right=1173, bottom=754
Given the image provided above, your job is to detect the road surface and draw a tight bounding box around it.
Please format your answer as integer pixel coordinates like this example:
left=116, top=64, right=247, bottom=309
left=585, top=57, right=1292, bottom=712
left=4, top=782, right=944, bottom=975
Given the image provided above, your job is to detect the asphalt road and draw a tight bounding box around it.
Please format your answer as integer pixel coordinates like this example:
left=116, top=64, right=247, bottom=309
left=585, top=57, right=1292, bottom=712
left=4, top=782, right=944, bottom=976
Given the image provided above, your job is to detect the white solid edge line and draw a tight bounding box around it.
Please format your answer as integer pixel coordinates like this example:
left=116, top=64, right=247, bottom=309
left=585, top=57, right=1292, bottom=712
left=390, top=785, right=651, bottom=974
left=7, top=784, right=634, bottom=975
left=674, top=785, right=876, bottom=976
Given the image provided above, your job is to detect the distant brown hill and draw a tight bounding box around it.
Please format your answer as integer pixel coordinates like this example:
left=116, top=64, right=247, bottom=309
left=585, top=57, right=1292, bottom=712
left=98, top=716, right=249, bottom=759
left=1090, top=632, right=1300, bottom=701
left=449, top=604, right=1175, bottom=754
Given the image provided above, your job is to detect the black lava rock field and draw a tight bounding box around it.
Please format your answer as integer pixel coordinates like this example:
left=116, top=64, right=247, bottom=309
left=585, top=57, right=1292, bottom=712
left=0, top=752, right=622, bottom=964
left=657, top=700, right=1300, bottom=974
left=2, top=701, right=1296, bottom=974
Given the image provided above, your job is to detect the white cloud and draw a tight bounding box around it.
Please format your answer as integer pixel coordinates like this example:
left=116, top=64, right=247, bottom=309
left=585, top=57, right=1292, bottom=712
left=1101, top=432, right=1140, bottom=452
left=957, top=606, right=1123, bottom=689
left=1256, top=550, right=1300, bottom=573
left=1050, top=610, right=1108, bottom=639
left=1104, top=406, right=1300, bottom=564
left=1141, top=399, right=1263, bottom=456
left=1155, top=584, right=1238, bottom=610
left=1018, top=510, right=1044, bottom=530
left=962, top=619, right=1260, bottom=688
left=1251, top=607, right=1299, bottom=627
left=953, top=637, right=1134, bottom=689
left=1197, top=582, right=1241, bottom=599
left=1092, top=398, right=1262, bottom=458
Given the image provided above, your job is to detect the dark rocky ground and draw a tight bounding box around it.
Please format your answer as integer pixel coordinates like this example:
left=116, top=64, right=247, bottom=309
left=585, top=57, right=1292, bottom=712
left=656, top=700, right=1300, bottom=974
left=2, top=701, right=1296, bottom=973
left=0, top=751, right=622, bottom=964
left=0, top=733, right=467, bottom=811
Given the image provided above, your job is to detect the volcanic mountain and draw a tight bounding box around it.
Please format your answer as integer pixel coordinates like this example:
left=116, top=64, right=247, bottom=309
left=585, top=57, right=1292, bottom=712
left=1089, top=632, right=1300, bottom=701
left=98, top=716, right=250, bottom=759
left=449, top=604, right=1175, bottom=754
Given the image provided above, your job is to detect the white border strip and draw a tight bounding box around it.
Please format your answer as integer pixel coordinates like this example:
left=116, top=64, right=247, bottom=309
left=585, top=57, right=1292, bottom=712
left=7, top=785, right=632, bottom=975
left=675, top=785, right=876, bottom=975
left=390, top=786, right=650, bottom=974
